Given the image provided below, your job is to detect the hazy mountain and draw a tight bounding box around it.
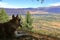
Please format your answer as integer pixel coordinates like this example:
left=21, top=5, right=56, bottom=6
left=44, top=6, right=60, bottom=13
left=0, top=6, right=60, bottom=16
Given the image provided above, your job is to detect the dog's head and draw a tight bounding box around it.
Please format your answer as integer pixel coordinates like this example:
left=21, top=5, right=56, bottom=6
left=11, top=14, right=22, bottom=27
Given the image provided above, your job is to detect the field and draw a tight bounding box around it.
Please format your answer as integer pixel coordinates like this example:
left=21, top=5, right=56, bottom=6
left=31, top=14, right=60, bottom=38
left=9, top=14, right=60, bottom=40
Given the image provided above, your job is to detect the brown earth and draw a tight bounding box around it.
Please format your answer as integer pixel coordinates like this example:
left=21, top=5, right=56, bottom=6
left=49, top=22, right=60, bottom=27
left=16, top=31, right=60, bottom=40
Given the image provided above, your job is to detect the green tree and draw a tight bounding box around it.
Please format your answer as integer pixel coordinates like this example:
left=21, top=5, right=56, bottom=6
left=0, top=8, right=9, bottom=23
left=25, top=11, right=33, bottom=31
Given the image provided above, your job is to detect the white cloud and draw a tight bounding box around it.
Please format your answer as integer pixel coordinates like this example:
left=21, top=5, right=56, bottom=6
left=49, top=2, right=60, bottom=6
left=0, top=2, right=20, bottom=8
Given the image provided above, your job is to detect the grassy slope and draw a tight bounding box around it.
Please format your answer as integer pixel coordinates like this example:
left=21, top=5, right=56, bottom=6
left=32, top=14, right=60, bottom=38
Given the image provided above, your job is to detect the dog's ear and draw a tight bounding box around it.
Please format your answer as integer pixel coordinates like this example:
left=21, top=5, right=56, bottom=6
left=16, top=14, right=19, bottom=18
left=12, top=14, right=15, bottom=19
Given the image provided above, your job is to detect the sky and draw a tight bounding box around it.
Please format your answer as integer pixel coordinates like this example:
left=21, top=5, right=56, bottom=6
left=0, top=0, right=60, bottom=8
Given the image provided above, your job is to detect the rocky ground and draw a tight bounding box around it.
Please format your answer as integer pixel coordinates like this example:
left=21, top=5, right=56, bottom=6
left=15, top=31, right=60, bottom=40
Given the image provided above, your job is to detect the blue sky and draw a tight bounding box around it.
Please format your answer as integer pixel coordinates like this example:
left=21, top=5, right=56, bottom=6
left=0, top=0, right=60, bottom=8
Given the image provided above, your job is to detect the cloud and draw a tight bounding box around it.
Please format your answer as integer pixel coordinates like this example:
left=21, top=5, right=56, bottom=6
left=49, top=2, right=60, bottom=6
left=0, top=2, right=20, bottom=8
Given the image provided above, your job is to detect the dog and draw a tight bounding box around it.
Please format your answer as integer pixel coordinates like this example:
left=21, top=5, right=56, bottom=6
left=0, top=14, right=22, bottom=40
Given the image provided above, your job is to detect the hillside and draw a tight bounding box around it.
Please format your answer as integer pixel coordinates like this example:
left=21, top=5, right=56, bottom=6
left=0, top=6, right=60, bottom=15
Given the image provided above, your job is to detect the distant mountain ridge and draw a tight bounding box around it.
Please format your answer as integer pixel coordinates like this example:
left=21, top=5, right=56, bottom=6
left=0, top=6, right=60, bottom=16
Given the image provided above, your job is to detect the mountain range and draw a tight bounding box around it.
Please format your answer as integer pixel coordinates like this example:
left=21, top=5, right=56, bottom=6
left=0, top=6, right=60, bottom=16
